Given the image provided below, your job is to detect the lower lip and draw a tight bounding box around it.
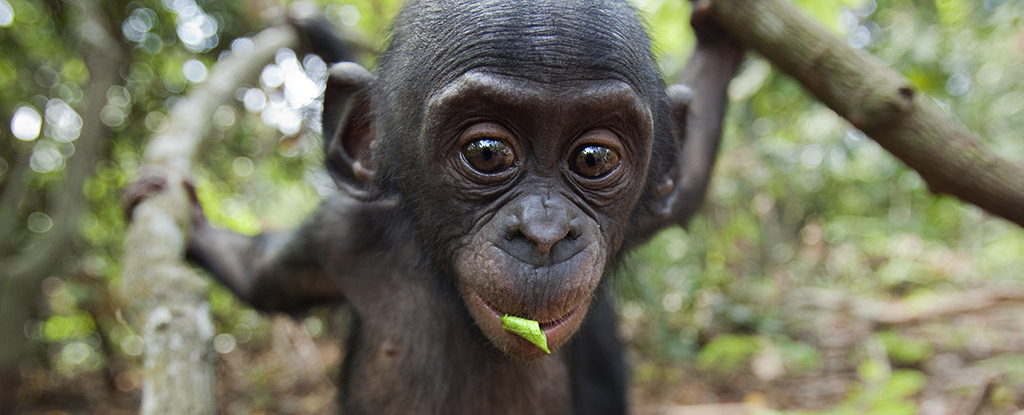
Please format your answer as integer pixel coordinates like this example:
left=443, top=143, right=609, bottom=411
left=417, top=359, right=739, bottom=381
left=478, top=295, right=583, bottom=336
left=539, top=303, right=582, bottom=334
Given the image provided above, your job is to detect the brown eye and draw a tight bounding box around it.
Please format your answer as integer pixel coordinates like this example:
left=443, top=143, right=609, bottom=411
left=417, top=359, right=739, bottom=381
left=463, top=139, right=516, bottom=174
left=571, top=145, right=620, bottom=179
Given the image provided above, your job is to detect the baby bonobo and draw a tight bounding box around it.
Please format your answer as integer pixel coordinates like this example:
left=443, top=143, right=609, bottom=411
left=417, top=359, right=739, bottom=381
left=126, top=0, right=742, bottom=413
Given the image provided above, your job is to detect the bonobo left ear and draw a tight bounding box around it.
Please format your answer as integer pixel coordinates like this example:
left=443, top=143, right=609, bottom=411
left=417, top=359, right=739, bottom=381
left=633, top=81, right=722, bottom=242
left=650, top=84, right=697, bottom=219
left=323, top=62, right=377, bottom=197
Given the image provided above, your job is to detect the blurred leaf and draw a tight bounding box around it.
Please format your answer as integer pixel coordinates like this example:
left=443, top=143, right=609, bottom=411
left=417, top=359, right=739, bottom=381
left=697, top=334, right=760, bottom=372
left=878, top=331, right=933, bottom=366
left=857, top=358, right=889, bottom=384
left=883, top=370, right=926, bottom=399
left=43, top=311, right=96, bottom=342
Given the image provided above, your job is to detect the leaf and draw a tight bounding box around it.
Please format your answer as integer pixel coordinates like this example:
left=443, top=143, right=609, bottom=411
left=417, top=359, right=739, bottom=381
left=501, top=315, right=550, bottom=354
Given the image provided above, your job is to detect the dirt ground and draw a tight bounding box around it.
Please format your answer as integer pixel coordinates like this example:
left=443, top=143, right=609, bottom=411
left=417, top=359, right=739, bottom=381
left=12, top=295, right=1024, bottom=415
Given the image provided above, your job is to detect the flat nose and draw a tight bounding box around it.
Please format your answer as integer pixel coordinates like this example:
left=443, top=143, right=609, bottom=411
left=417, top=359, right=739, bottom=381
left=501, top=194, right=583, bottom=263
left=518, top=195, right=572, bottom=255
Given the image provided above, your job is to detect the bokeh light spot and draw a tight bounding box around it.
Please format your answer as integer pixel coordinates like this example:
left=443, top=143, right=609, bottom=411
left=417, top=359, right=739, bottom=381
left=12, top=106, right=42, bottom=141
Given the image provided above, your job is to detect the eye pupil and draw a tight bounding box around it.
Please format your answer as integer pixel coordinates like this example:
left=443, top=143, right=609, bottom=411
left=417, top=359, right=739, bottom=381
left=571, top=145, right=620, bottom=179
left=463, top=139, right=515, bottom=174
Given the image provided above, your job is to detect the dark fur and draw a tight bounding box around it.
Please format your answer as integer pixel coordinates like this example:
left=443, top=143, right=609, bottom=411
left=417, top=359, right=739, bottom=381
left=372, top=1, right=674, bottom=248
left=128, top=1, right=743, bottom=414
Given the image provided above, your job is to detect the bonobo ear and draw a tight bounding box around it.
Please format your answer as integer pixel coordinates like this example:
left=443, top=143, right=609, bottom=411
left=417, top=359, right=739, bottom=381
left=650, top=84, right=696, bottom=218
left=632, top=81, right=722, bottom=244
left=323, top=62, right=376, bottom=197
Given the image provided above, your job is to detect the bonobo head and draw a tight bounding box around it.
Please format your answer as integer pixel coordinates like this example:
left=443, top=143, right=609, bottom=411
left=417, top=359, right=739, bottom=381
left=322, top=0, right=689, bottom=359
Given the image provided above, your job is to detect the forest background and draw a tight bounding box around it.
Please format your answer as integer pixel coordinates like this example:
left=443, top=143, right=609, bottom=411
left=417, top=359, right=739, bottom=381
left=1, top=0, right=1024, bottom=413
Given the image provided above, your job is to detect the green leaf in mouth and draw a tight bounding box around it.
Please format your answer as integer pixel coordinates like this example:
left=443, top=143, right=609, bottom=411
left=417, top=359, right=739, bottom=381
left=500, top=314, right=550, bottom=354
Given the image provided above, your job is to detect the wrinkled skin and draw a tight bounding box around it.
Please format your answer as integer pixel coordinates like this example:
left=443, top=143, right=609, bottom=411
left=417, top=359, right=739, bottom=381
left=433, top=74, right=653, bottom=359
left=125, top=1, right=743, bottom=414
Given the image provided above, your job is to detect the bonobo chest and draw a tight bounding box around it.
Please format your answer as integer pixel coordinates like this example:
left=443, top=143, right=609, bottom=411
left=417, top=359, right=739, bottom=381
left=335, top=267, right=572, bottom=415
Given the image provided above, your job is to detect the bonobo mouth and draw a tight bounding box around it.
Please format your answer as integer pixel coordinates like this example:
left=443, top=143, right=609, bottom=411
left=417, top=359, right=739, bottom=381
left=471, top=294, right=589, bottom=359
left=455, top=233, right=606, bottom=359
left=479, top=296, right=583, bottom=332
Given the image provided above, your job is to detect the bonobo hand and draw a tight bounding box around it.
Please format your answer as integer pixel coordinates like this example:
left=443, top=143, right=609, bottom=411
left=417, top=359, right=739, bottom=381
left=689, top=0, right=739, bottom=47
left=122, top=166, right=209, bottom=232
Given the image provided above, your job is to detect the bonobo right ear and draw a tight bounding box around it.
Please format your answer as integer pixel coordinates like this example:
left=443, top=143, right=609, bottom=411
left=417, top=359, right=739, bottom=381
left=323, top=62, right=376, bottom=197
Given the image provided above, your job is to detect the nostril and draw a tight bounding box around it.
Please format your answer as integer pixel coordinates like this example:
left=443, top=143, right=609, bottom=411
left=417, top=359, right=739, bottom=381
left=566, top=228, right=581, bottom=241
left=505, top=227, right=523, bottom=241
left=495, top=220, right=589, bottom=265
left=519, top=225, right=571, bottom=257
left=503, top=194, right=588, bottom=261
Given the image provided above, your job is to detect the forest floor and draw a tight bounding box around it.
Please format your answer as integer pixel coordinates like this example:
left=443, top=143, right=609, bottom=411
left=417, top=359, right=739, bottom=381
left=12, top=291, right=1024, bottom=415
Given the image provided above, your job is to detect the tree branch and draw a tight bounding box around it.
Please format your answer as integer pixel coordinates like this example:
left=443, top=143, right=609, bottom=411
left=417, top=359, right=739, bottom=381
left=142, top=25, right=298, bottom=172
left=698, top=0, right=1024, bottom=227
left=120, top=24, right=297, bottom=415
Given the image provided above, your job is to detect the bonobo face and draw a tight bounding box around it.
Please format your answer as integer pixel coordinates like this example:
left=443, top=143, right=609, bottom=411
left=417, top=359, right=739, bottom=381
left=365, top=0, right=666, bottom=360
left=419, top=72, right=654, bottom=359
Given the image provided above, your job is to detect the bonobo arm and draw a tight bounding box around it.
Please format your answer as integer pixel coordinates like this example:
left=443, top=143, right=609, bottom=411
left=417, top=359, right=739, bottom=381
left=290, top=16, right=359, bottom=64
left=124, top=173, right=344, bottom=313
left=668, top=3, right=745, bottom=224
left=633, top=4, right=744, bottom=242
left=186, top=198, right=344, bottom=313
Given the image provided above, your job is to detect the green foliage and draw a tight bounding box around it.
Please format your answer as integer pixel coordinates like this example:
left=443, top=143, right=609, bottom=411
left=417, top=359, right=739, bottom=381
left=878, top=331, right=933, bottom=366
left=622, top=0, right=1024, bottom=410
left=794, top=0, right=872, bottom=28
left=3, top=0, right=1024, bottom=412
left=935, top=0, right=969, bottom=25
left=42, top=311, right=96, bottom=342
left=766, top=363, right=925, bottom=415
left=838, top=367, right=925, bottom=415
left=775, top=336, right=823, bottom=373
left=634, top=0, right=693, bottom=78
left=697, top=334, right=760, bottom=372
